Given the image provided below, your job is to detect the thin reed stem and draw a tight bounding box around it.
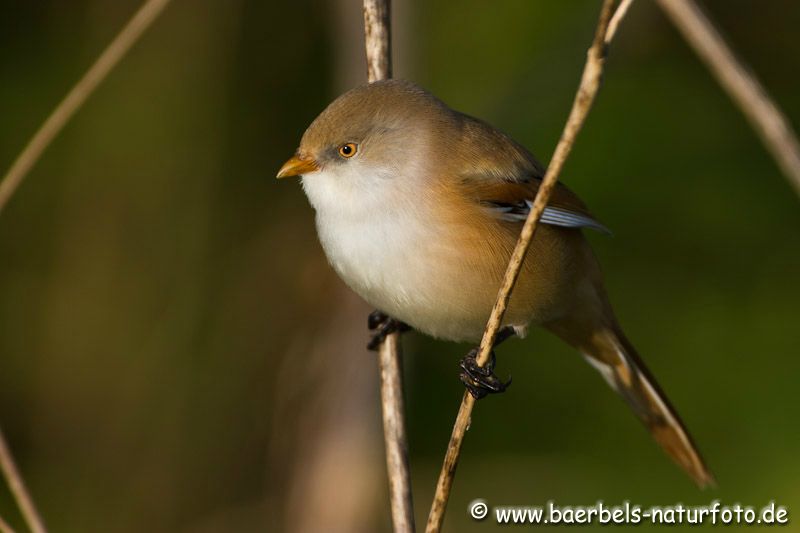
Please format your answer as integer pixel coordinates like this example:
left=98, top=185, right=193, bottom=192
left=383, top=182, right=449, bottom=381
left=0, top=428, right=46, bottom=533
left=0, top=0, right=173, bottom=214
left=364, top=1, right=415, bottom=532
left=657, top=0, right=800, bottom=197
left=425, top=1, right=633, bottom=530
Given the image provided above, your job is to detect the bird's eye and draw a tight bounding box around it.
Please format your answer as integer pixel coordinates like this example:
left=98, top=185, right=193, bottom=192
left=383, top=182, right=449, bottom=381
left=338, top=143, right=358, bottom=158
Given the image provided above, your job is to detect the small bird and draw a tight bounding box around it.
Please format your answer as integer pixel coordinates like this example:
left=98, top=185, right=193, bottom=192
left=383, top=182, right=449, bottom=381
left=277, top=79, right=714, bottom=487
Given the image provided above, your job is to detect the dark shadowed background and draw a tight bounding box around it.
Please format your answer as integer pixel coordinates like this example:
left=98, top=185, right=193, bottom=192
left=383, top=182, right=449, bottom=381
left=1, top=1, right=798, bottom=531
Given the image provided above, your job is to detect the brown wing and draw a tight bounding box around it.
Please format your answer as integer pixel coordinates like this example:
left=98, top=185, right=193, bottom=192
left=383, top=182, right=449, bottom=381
left=443, top=112, right=608, bottom=232
left=464, top=178, right=590, bottom=214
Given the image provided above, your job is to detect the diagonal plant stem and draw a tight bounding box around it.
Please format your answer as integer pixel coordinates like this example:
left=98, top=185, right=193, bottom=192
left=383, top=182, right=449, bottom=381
left=657, top=0, right=800, bottom=197
left=424, top=1, right=632, bottom=531
left=0, top=1, right=173, bottom=532
left=0, top=0, right=173, bottom=215
left=0, top=513, right=18, bottom=533
left=363, top=1, right=415, bottom=532
left=607, top=0, right=634, bottom=42
left=0, top=428, right=46, bottom=533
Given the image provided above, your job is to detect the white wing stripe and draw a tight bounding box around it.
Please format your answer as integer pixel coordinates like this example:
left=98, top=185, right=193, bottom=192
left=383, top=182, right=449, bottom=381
left=487, top=201, right=611, bottom=234
left=538, top=204, right=611, bottom=234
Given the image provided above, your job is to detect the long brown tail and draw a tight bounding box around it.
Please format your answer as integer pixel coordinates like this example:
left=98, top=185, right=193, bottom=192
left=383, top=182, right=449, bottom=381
left=548, top=319, right=715, bottom=488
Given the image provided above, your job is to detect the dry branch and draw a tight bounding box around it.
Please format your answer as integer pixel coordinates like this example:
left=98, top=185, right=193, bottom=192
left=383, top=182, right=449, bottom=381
left=0, top=513, right=17, bottom=533
left=378, top=333, right=414, bottom=533
left=364, top=0, right=392, bottom=81
left=0, top=2, right=173, bottom=532
left=424, top=1, right=631, bottom=531
left=0, top=428, right=46, bottom=533
left=0, top=0, right=173, bottom=214
left=658, top=0, right=800, bottom=197
left=607, top=0, right=634, bottom=42
left=363, top=2, right=415, bottom=532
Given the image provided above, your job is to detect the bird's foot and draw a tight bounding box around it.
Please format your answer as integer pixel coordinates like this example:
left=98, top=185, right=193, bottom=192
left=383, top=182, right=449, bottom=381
left=367, top=310, right=410, bottom=351
left=459, top=348, right=512, bottom=399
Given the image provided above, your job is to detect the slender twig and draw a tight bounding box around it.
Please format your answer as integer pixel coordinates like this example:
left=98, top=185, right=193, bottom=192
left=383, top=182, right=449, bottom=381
left=0, top=0, right=173, bottom=214
left=378, top=332, right=414, bottom=533
left=363, top=2, right=415, bottom=532
left=364, top=0, right=392, bottom=81
left=425, top=1, right=631, bottom=531
left=0, top=428, right=46, bottom=533
left=0, top=1, right=173, bottom=531
left=0, top=513, right=17, bottom=533
left=658, top=0, right=800, bottom=197
left=607, top=0, right=634, bottom=43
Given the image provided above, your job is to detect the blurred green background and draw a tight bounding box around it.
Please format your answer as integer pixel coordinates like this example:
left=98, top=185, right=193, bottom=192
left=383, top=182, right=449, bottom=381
left=1, top=1, right=798, bottom=531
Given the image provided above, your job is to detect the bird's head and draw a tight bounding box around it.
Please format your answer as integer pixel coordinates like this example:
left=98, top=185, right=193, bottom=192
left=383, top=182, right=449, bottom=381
left=277, top=80, right=448, bottom=210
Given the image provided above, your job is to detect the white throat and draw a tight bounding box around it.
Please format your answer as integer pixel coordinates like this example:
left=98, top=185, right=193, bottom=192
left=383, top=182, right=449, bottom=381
left=300, top=161, right=445, bottom=320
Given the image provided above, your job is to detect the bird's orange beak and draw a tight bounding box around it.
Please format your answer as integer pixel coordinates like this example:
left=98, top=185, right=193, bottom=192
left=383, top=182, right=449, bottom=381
left=276, top=154, right=320, bottom=178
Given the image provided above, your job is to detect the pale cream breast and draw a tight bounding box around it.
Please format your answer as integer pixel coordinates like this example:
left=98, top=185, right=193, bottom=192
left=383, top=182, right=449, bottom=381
left=302, top=166, right=585, bottom=342
left=303, top=166, right=489, bottom=341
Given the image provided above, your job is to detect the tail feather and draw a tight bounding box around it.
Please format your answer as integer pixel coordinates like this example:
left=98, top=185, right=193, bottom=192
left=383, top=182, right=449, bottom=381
left=589, top=327, right=715, bottom=487
left=552, top=319, right=715, bottom=488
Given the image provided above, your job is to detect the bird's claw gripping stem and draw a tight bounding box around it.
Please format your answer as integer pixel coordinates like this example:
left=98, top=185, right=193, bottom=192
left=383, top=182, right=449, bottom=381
left=367, top=310, right=410, bottom=351
left=459, top=348, right=512, bottom=399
